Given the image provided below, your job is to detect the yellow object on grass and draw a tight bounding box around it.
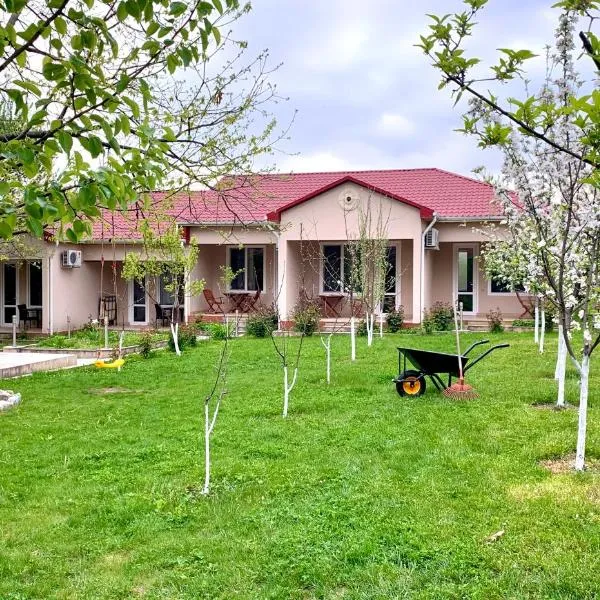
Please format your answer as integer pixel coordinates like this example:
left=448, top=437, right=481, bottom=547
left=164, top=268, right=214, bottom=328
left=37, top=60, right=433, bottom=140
left=95, top=358, right=125, bottom=369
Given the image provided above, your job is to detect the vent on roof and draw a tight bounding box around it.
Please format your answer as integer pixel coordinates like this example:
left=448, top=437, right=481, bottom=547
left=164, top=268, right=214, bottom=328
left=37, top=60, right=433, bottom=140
left=338, top=188, right=359, bottom=211
left=424, top=228, right=439, bottom=250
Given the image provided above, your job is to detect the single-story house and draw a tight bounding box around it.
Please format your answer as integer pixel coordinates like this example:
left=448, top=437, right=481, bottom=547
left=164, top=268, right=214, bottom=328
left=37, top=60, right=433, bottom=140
left=0, top=168, right=527, bottom=334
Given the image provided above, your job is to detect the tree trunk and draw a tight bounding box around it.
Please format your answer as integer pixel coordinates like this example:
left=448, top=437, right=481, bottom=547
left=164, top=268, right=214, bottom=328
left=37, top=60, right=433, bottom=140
left=282, top=366, right=298, bottom=418
left=325, top=338, right=331, bottom=384
left=350, top=316, right=356, bottom=361
left=539, top=306, right=545, bottom=354
left=366, top=313, right=374, bottom=347
left=534, top=298, right=539, bottom=344
left=379, top=312, right=384, bottom=338
left=171, top=322, right=181, bottom=356
left=202, top=401, right=211, bottom=495
left=575, top=352, right=590, bottom=472
left=556, top=328, right=567, bottom=408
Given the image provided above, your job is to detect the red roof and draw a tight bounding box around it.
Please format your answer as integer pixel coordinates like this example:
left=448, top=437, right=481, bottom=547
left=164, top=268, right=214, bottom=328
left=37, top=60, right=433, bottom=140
left=89, top=168, right=503, bottom=240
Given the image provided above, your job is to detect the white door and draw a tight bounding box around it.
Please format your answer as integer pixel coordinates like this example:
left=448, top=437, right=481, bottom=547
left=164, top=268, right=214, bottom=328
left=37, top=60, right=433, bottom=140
left=454, top=245, right=477, bottom=314
left=130, top=279, right=147, bottom=324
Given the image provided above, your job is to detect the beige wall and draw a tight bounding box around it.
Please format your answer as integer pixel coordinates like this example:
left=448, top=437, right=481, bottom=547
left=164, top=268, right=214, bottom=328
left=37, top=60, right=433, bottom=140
left=428, top=242, right=528, bottom=318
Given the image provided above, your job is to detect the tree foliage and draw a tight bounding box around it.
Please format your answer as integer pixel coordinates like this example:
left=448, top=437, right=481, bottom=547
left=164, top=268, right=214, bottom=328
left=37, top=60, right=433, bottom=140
left=0, top=0, right=282, bottom=240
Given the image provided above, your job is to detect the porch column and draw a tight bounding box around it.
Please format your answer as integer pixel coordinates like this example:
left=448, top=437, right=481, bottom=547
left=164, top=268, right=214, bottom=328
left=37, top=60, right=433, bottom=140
left=42, top=255, right=52, bottom=334
left=276, top=237, right=287, bottom=321
left=412, top=235, right=422, bottom=325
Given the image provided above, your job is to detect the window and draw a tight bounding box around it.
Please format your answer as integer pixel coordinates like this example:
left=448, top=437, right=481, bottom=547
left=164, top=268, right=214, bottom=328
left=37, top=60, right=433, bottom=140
left=159, top=273, right=184, bottom=305
left=321, top=244, right=363, bottom=294
left=29, top=261, right=42, bottom=307
left=132, top=279, right=147, bottom=323
left=490, top=277, right=525, bottom=294
left=228, top=247, right=264, bottom=291
left=456, top=247, right=475, bottom=312
left=383, top=246, right=397, bottom=313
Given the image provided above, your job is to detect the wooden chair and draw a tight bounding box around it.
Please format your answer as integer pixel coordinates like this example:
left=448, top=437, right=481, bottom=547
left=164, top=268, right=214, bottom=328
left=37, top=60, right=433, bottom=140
left=241, top=289, right=261, bottom=313
left=203, top=289, right=225, bottom=313
left=17, top=304, right=39, bottom=329
left=154, top=303, right=170, bottom=327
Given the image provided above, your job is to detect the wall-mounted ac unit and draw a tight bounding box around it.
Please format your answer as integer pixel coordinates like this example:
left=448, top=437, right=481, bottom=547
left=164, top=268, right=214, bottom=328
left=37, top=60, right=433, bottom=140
left=424, top=228, right=439, bottom=250
left=61, top=250, right=82, bottom=268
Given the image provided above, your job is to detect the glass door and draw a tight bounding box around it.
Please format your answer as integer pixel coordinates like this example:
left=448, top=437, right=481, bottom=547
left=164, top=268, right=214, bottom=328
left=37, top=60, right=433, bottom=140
left=383, top=246, right=397, bottom=313
left=132, top=279, right=147, bottom=323
left=3, top=263, right=17, bottom=325
left=456, top=246, right=476, bottom=313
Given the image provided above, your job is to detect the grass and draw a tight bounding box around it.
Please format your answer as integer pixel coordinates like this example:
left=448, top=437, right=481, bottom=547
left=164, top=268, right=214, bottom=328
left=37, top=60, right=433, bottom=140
left=0, top=331, right=599, bottom=599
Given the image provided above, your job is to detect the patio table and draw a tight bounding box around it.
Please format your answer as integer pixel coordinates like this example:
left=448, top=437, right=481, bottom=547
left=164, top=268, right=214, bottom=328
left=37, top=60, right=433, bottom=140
left=319, top=293, right=345, bottom=317
left=225, top=291, right=250, bottom=311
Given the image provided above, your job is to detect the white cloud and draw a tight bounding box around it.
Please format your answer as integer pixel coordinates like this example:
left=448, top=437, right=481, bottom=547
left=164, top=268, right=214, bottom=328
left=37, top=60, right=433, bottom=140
left=278, top=151, right=360, bottom=173
left=376, top=113, right=416, bottom=138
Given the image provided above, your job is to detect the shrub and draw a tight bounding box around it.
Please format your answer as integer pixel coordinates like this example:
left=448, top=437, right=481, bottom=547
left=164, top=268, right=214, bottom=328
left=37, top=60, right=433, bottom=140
left=386, top=307, right=404, bottom=333
left=167, top=324, right=199, bottom=352
left=486, top=307, right=504, bottom=333
left=422, top=302, right=454, bottom=333
left=512, top=319, right=534, bottom=328
left=246, top=305, right=278, bottom=338
left=138, top=330, right=154, bottom=358
left=356, top=319, right=368, bottom=337
left=292, top=300, right=321, bottom=336
left=206, top=323, right=231, bottom=340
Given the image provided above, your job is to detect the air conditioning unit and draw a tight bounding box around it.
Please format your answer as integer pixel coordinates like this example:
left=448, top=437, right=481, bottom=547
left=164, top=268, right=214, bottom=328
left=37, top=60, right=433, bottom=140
left=61, top=250, right=82, bottom=268
left=424, top=228, right=439, bottom=250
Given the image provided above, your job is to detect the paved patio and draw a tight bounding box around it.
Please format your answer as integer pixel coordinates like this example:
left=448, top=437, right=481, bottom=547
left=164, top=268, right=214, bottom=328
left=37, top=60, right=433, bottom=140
left=0, top=352, right=77, bottom=378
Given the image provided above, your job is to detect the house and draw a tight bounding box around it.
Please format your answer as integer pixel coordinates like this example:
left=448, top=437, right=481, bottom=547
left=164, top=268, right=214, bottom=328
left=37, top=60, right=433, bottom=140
left=0, top=168, right=527, bottom=334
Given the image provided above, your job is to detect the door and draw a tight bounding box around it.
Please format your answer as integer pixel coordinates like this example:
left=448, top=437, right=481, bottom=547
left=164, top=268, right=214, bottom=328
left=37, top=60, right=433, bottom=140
left=455, top=245, right=477, bottom=313
left=3, top=263, right=17, bottom=325
left=131, top=278, right=147, bottom=324
left=383, top=245, right=398, bottom=313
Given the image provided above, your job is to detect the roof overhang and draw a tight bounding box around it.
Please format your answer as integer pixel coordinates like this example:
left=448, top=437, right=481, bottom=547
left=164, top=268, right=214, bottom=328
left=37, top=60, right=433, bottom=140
left=266, top=175, right=435, bottom=222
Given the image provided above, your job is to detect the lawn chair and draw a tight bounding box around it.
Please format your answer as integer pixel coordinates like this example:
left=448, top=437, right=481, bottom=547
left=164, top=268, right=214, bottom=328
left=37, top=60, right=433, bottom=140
left=154, top=303, right=170, bottom=327
left=203, top=289, right=225, bottom=313
left=17, top=304, right=39, bottom=329
left=241, top=289, right=261, bottom=313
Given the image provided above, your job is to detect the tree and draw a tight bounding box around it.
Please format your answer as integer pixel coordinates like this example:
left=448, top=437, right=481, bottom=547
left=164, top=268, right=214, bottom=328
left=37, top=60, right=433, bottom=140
left=122, top=221, right=204, bottom=355
left=0, top=0, right=283, bottom=240
left=422, top=3, right=600, bottom=470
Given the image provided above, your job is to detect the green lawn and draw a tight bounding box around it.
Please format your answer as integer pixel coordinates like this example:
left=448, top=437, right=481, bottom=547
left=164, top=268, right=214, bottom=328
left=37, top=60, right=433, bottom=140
left=1, top=332, right=599, bottom=599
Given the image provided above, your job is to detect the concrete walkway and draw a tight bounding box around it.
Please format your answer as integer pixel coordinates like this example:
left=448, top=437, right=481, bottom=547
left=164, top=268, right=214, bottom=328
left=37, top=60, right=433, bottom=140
left=0, top=352, right=77, bottom=378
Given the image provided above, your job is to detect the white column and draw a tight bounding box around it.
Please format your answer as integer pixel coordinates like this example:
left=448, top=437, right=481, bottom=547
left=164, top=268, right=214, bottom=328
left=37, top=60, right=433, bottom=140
left=412, top=237, right=422, bottom=325
left=276, top=237, right=287, bottom=322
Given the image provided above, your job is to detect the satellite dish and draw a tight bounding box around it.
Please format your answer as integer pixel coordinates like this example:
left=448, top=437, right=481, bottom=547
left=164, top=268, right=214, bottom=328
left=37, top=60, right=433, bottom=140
left=338, top=188, right=359, bottom=211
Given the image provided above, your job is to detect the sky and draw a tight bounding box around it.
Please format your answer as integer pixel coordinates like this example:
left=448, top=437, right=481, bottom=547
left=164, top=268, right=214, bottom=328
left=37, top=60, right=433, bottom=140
left=230, top=0, right=565, bottom=178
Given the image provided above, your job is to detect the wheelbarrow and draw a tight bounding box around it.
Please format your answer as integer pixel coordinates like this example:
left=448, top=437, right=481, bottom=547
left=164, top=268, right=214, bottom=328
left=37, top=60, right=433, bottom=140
left=393, top=339, right=509, bottom=397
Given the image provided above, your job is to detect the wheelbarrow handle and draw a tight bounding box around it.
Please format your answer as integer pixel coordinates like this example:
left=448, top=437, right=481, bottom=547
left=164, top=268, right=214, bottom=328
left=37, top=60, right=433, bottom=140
left=464, top=343, right=510, bottom=372
left=463, top=339, right=489, bottom=356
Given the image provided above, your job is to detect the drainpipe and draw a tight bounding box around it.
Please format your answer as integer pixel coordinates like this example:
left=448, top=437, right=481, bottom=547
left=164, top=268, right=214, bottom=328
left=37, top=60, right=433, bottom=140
left=420, top=212, right=438, bottom=323
left=47, top=255, right=53, bottom=335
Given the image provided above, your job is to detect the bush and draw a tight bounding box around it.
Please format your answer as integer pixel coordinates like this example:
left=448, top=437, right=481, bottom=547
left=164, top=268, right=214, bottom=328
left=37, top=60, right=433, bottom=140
left=206, top=323, right=231, bottom=340
left=292, top=300, right=321, bottom=336
left=167, top=324, right=199, bottom=352
left=486, top=307, right=504, bottom=333
left=356, top=319, right=367, bottom=337
left=512, top=319, right=534, bottom=328
left=138, top=330, right=154, bottom=358
left=386, top=307, right=404, bottom=333
left=246, top=305, right=278, bottom=338
left=422, top=301, right=454, bottom=333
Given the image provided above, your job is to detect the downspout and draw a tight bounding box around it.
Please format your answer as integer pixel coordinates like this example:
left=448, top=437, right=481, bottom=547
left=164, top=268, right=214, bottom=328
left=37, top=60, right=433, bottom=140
left=47, top=254, right=53, bottom=335
left=420, top=212, right=438, bottom=324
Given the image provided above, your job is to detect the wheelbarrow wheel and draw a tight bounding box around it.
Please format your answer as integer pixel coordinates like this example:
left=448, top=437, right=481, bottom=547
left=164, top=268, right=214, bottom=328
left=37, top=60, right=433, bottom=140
left=396, top=370, right=426, bottom=397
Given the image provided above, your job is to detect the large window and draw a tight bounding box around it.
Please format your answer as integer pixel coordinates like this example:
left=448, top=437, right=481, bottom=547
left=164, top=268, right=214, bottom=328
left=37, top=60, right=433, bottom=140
left=228, top=247, right=264, bottom=291
left=321, top=244, right=357, bottom=293
left=489, top=277, right=525, bottom=294
left=158, top=273, right=184, bottom=305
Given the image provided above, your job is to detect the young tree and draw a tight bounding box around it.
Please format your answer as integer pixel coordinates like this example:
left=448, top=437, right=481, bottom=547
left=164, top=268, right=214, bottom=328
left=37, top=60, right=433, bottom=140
left=122, top=221, right=204, bottom=355
left=434, top=10, right=600, bottom=469
left=0, top=0, right=283, bottom=240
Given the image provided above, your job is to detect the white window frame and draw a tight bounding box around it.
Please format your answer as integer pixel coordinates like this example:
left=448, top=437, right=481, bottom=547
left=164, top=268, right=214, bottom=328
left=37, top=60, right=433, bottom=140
left=453, top=243, right=478, bottom=315
left=226, top=245, right=266, bottom=292
left=27, top=261, right=43, bottom=308
left=1, top=262, right=19, bottom=326
left=129, top=277, right=148, bottom=325
left=319, top=243, right=348, bottom=294
left=383, top=242, right=401, bottom=313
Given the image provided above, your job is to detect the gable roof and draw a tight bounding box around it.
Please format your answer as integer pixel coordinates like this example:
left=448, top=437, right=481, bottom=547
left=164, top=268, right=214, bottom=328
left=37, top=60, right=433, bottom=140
left=88, top=168, right=503, bottom=241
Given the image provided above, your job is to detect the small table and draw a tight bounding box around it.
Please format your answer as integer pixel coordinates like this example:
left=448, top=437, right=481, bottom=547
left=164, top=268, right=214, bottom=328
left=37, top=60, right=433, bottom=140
left=225, top=292, right=249, bottom=312
left=319, top=293, right=345, bottom=318
left=160, top=305, right=184, bottom=323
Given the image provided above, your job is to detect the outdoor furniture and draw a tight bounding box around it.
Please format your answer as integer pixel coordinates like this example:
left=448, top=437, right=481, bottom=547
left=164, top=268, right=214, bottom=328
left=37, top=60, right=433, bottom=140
left=99, top=295, right=117, bottom=325
left=154, top=303, right=170, bottom=327
left=319, top=293, right=345, bottom=317
left=240, top=289, right=261, bottom=313
left=225, top=291, right=249, bottom=312
left=393, top=340, right=509, bottom=397
left=17, top=304, right=40, bottom=329
left=203, top=289, right=225, bottom=313
left=160, top=305, right=184, bottom=324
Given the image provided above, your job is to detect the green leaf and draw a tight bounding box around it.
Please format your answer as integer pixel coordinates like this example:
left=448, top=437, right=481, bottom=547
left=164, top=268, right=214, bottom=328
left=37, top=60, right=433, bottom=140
left=14, top=79, right=41, bottom=96
left=0, top=221, right=13, bottom=240
left=116, top=2, right=128, bottom=21
left=54, top=16, right=67, bottom=35
left=42, top=61, right=67, bottom=81
left=57, top=131, right=73, bottom=154
left=65, top=227, right=78, bottom=243
left=170, top=1, right=187, bottom=17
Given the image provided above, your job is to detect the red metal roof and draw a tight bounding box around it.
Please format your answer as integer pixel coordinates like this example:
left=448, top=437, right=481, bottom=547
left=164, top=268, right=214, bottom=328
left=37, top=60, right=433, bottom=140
left=89, top=168, right=503, bottom=240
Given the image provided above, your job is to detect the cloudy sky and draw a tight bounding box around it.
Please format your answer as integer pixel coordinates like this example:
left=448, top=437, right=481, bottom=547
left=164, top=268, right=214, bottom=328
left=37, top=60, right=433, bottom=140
left=231, top=0, right=566, bottom=178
